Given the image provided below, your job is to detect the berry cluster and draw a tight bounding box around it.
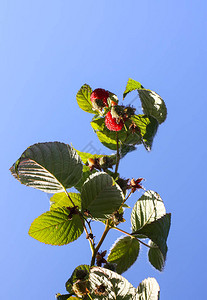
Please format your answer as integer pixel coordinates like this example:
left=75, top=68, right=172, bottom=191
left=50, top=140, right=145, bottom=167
left=90, top=88, right=135, bottom=132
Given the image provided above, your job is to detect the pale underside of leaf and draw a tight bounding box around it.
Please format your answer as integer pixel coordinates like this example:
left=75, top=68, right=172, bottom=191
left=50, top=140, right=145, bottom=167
left=131, top=190, right=166, bottom=233
left=89, top=267, right=136, bottom=300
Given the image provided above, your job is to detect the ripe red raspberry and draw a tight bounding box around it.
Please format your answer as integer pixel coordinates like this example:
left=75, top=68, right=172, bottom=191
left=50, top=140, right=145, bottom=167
left=105, top=111, right=124, bottom=131
left=90, top=88, right=109, bottom=107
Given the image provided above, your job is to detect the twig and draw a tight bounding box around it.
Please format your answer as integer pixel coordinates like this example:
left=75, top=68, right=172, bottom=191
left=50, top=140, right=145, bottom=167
left=111, top=227, right=158, bottom=249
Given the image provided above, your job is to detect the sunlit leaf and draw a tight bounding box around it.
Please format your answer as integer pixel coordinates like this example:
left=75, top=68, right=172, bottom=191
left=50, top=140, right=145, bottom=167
left=81, top=172, right=124, bottom=220
left=76, top=84, right=95, bottom=113
left=29, top=207, right=83, bottom=245
left=107, top=236, right=140, bottom=274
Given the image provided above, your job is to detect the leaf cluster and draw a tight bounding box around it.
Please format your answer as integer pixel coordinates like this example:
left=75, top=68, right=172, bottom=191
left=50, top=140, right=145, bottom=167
left=10, top=79, right=169, bottom=299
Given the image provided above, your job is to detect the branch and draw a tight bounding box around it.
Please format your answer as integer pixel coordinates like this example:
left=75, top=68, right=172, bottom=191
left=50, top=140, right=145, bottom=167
left=90, top=220, right=110, bottom=266
left=111, top=227, right=158, bottom=249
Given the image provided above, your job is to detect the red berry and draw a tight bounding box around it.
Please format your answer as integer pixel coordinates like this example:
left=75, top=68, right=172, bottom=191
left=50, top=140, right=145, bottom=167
left=105, top=111, right=124, bottom=131
left=90, top=88, right=109, bottom=107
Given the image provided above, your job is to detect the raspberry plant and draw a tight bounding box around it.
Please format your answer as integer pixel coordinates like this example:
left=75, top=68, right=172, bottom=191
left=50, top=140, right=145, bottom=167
left=10, top=78, right=170, bottom=299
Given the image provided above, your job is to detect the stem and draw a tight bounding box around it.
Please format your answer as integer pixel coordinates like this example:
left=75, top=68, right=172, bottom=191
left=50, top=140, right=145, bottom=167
left=111, top=227, right=157, bottom=249
left=79, top=214, right=95, bottom=255
left=115, top=132, right=120, bottom=176
left=90, top=221, right=110, bottom=266
left=65, top=189, right=76, bottom=207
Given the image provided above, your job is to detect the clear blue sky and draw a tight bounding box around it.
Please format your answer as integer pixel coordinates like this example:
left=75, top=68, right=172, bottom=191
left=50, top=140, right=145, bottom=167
left=1, top=1, right=206, bottom=299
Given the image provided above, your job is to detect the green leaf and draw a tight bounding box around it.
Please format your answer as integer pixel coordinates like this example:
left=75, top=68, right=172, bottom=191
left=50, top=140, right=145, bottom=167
left=76, top=84, right=95, bottom=114
left=29, top=207, right=84, bottom=245
left=50, top=193, right=81, bottom=209
left=81, top=172, right=124, bottom=220
left=138, top=89, right=167, bottom=124
left=131, top=190, right=166, bottom=233
left=136, top=277, right=160, bottom=300
left=91, top=117, right=105, bottom=131
left=123, top=78, right=144, bottom=99
left=89, top=266, right=136, bottom=299
left=107, top=236, right=140, bottom=274
left=131, top=115, right=159, bottom=151
left=135, top=214, right=171, bottom=261
left=148, top=241, right=165, bottom=272
left=10, top=142, right=83, bottom=193
left=66, top=265, right=90, bottom=294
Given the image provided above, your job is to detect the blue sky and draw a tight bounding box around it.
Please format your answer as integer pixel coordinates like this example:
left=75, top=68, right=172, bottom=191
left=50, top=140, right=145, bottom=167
left=1, top=1, right=206, bottom=299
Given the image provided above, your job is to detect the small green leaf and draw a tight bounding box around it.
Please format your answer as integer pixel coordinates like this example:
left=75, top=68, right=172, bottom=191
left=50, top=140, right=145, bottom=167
left=131, top=115, right=159, bottom=151
left=66, top=264, right=90, bottom=294
left=107, top=236, right=140, bottom=274
left=76, top=84, right=95, bottom=114
left=29, top=207, right=84, bottom=245
left=148, top=241, right=165, bottom=272
left=89, top=266, right=136, bottom=299
left=131, top=190, right=166, bottom=233
left=50, top=193, right=81, bottom=209
left=10, top=142, right=83, bottom=193
left=81, top=172, right=124, bottom=220
left=123, top=78, right=144, bottom=99
left=136, top=277, right=160, bottom=300
left=138, top=89, right=167, bottom=124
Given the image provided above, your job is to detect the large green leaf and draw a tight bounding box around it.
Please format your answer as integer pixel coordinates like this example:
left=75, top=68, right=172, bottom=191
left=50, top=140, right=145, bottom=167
left=131, top=190, right=166, bottom=233
left=10, top=142, right=83, bottom=193
left=50, top=193, right=81, bottom=209
left=89, top=267, right=136, bottom=299
left=29, top=207, right=84, bottom=245
left=123, top=78, right=144, bottom=99
left=81, top=172, right=124, bottom=220
left=131, top=115, right=159, bottom=151
left=135, top=277, right=160, bottom=300
left=148, top=241, right=165, bottom=272
left=76, top=84, right=95, bottom=114
left=138, top=89, right=167, bottom=124
left=107, top=236, right=140, bottom=274
left=135, top=214, right=171, bottom=262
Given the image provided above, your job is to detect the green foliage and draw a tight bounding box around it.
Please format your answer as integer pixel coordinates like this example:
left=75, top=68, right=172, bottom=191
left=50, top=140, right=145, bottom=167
left=81, top=172, right=124, bottom=220
left=123, top=78, right=167, bottom=124
left=29, top=207, right=84, bottom=245
left=10, top=142, right=83, bottom=193
left=123, top=78, right=144, bottom=99
left=50, top=193, right=81, bottom=209
left=76, top=84, right=95, bottom=113
left=107, top=236, right=140, bottom=274
left=131, top=115, right=159, bottom=151
left=10, top=79, right=170, bottom=299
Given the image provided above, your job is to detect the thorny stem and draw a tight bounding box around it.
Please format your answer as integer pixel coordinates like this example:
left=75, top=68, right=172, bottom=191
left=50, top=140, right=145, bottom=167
left=115, top=132, right=120, bottom=176
left=90, top=220, right=110, bottom=266
left=111, top=227, right=158, bottom=249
